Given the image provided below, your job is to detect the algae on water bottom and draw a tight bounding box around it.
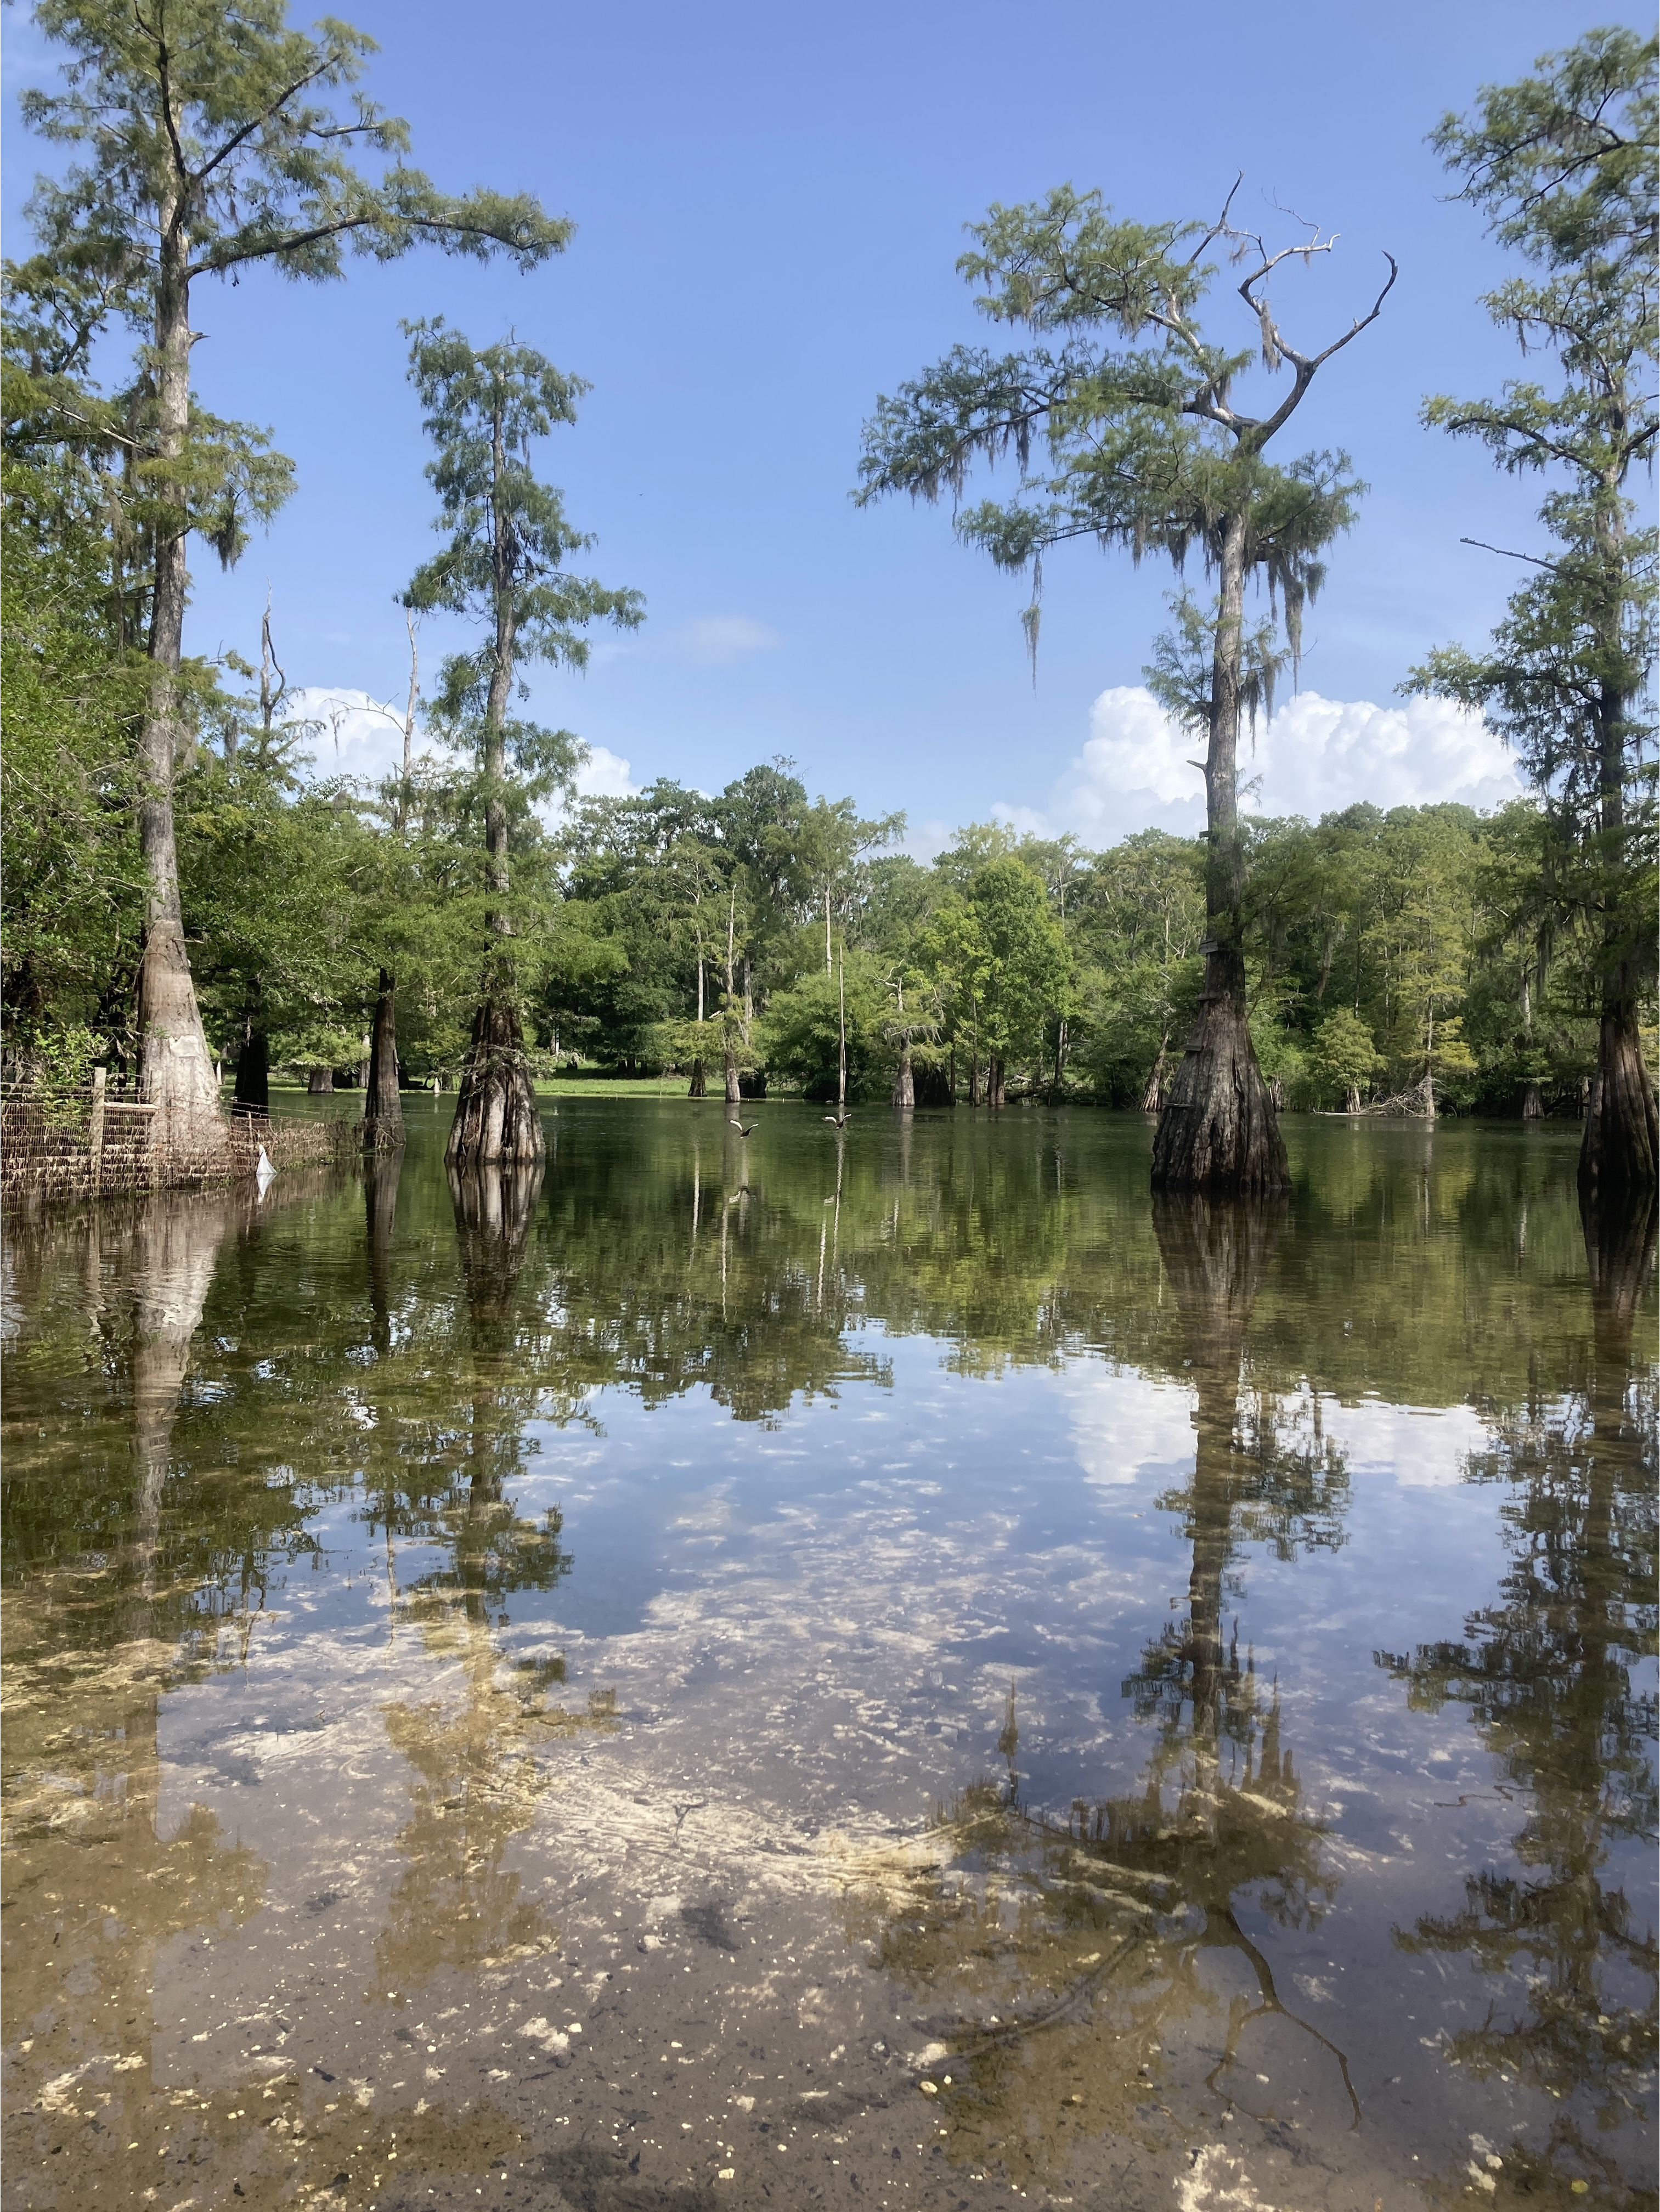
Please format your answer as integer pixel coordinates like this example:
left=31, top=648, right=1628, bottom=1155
left=2, top=1104, right=1653, bottom=2211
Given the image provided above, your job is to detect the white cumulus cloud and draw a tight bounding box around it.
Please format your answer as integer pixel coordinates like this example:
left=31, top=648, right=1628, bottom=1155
left=573, top=744, right=638, bottom=799
left=284, top=687, right=420, bottom=782
left=1257, top=692, right=1520, bottom=819
left=283, top=686, right=635, bottom=809
left=997, top=686, right=1521, bottom=846
left=664, top=614, right=782, bottom=668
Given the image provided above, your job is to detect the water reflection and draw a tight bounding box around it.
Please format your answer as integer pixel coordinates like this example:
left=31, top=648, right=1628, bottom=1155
left=839, top=1198, right=1360, bottom=2191
left=2, top=1110, right=1653, bottom=2208
left=1379, top=1193, right=1658, bottom=2204
left=372, top=1163, right=606, bottom=1999
left=4, top=1182, right=303, bottom=2193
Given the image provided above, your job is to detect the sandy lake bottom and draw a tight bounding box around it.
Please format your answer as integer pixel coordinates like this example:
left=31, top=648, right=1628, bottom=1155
left=3, top=1103, right=1654, bottom=2212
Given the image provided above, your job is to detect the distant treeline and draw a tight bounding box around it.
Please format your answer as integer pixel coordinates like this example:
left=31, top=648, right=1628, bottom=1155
left=0, top=529, right=1620, bottom=1118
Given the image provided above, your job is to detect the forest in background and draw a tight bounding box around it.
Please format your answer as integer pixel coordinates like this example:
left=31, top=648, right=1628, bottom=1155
left=1, top=11, right=1654, bottom=1149
left=4, top=701, right=1607, bottom=1116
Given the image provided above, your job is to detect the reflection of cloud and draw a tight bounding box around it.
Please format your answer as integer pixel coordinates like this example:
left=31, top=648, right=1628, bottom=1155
left=664, top=614, right=782, bottom=668
left=1056, top=1365, right=1489, bottom=1494
left=1320, top=1396, right=1493, bottom=1489
left=996, top=686, right=1521, bottom=845
left=1058, top=1366, right=1195, bottom=1488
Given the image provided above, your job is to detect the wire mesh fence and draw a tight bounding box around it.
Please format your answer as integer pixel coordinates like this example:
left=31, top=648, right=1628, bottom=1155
left=1, top=1072, right=358, bottom=1203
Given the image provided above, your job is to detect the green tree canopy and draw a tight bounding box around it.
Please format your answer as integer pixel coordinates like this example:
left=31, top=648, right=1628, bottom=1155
left=1411, top=27, right=1658, bottom=1197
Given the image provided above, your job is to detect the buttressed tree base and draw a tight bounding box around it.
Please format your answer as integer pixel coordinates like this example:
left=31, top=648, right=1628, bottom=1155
left=1151, top=974, right=1289, bottom=1195
left=445, top=1001, right=544, bottom=1167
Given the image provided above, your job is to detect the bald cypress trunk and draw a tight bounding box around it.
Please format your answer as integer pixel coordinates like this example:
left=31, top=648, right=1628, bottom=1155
left=1153, top=512, right=1288, bottom=1194
left=365, top=969, right=404, bottom=1147
left=447, top=1001, right=544, bottom=1164
left=1579, top=548, right=1658, bottom=1201
left=1140, top=1037, right=1170, bottom=1114
left=448, top=393, right=544, bottom=1169
left=1582, top=1006, right=1657, bottom=1200
left=134, top=200, right=223, bottom=1155
left=893, top=1042, right=914, bottom=1108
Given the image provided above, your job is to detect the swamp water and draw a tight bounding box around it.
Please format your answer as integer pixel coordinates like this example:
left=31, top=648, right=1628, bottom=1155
left=2, top=1104, right=1654, bottom=2212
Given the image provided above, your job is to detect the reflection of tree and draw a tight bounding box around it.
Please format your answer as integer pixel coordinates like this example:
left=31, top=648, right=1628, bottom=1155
left=1, top=1181, right=316, bottom=2180
left=1377, top=1194, right=1657, bottom=2200
left=839, top=1197, right=1356, bottom=2191
left=535, top=1129, right=893, bottom=1423
left=372, top=1164, right=609, bottom=1997
left=523, top=1111, right=1603, bottom=1419
left=372, top=1630, right=614, bottom=1994
left=366, top=1148, right=400, bottom=1357
left=1133, top=1199, right=1345, bottom=1805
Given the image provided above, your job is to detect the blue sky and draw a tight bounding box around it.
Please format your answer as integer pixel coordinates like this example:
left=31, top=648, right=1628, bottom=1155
left=5, top=0, right=1643, bottom=845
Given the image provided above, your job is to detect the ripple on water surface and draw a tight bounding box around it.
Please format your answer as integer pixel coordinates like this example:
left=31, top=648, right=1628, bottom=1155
left=2, top=1103, right=1654, bottom=2211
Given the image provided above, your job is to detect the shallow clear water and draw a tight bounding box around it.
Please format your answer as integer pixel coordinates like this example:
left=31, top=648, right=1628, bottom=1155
left=2, top=1102, right=1654, bottom=2212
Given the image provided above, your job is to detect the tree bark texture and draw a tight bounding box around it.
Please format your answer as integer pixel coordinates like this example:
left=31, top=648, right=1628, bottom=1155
left=308, top=1067, right=334, bottom=1095
left=134, top=191, right=223, bottom=1152
left=1153, top=512, right=1288, bottom=1194
left=1141, top=1040, right=1170, bottom=1114
left=1580, top=1002, right=1659, bottom=1200
left=892, top=1044, right=914, bottom=1108
left=446, top=998, right=545, bottom=1167
left=1579, top=500, right=1658, bottom=1199
left=687, top=1058, right=707, bottom=1099
left=365, top=969, right=405, bottom=1147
